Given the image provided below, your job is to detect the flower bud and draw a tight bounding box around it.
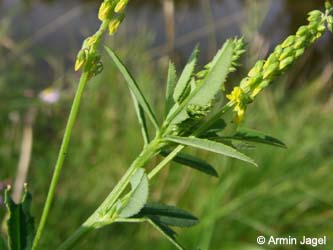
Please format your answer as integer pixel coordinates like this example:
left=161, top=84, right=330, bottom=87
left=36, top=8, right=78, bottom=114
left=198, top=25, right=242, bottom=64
left=109, top=19, right=121, bottom=35
left=293, top=36, right=307, bottom=49
left=296, top=26, right=308, bottom=37
left=108, top=15, right=124, bottom=35
left=86, top=35, right=98, bottom=47
left=328, top=16, right=333, bottom=32
left=295, top=48, right=305, bottom=58
left=75, top=50, right=86, bottom=71
left=279, top=56, right=294, bottom=70
left=248, top=60, right=264, bottom=77
left=115, top=0, right=129, bottom=13
left=279, top=47, right=293, bottom=61
left=263, top=63, right=279, bottom=79
left=98, top=2, right=112, bottom=21
left=281, top=35, right=296, bottom=48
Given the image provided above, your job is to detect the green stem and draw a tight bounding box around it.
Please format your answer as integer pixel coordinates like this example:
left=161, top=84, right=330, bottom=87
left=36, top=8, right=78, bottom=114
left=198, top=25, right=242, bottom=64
left=56, top=226, right=92, bottom=250
left=148, top=145, right=184, bottom=179
left=32, top=72, right=90, bottom=250
left=58, top=138, right=161, bottom=250
left=195, top=101, right=233, bottom=135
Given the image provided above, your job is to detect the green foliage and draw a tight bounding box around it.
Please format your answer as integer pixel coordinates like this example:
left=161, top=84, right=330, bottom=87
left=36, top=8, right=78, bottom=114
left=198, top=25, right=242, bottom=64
left=105, top=46, right=159, bottom=131
left=164, top=62, right=178, bottom=117
left=147, top=219, right=184, bottom=250
left=165, top=136, right=257, bottom=167
left=2, top=1, right=332, bottom=250
left=118, top=169, right=149, bottom=218
left=4, top=187, right=35, bottom=250
left=173, top=46, right=199, bottom=104
left=168, top=39, right=235, bottom=125
left=88, top=7, right=332, bottom=246
left=214, top=128, right=286, bottom=148
left=135, top=203, right=199, bottom=250
left=137, top=203, right=199, bottom=227
left=160, top=150, right=218, bottom=177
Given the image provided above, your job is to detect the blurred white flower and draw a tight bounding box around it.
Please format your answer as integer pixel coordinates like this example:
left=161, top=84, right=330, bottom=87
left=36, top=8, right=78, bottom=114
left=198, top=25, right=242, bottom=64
left=39, top=87, right=60, bottom=104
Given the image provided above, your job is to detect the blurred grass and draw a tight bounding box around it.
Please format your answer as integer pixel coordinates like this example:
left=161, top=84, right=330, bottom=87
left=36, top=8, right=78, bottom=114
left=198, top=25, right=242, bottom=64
left=1, top=1, right=333, bottom=250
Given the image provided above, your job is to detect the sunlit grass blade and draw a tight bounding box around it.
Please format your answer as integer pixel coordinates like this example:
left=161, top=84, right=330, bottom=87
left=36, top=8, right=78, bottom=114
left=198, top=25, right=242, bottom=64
left=160, top=150, right=218, bottom=177
left=105, top=46, right=159, bottom=131
left=164, top=61, right=177, bottom=117
left=165, top=136, right=257, bottom=166
left=173, top=45, right=199, bottom=103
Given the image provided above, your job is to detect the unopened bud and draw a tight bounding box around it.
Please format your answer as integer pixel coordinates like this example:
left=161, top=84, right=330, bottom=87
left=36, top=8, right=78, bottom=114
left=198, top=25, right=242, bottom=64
left=98, top=2, right=112, bottom=21
left=109, top=19, right=121, bottom=35
left=115, top=0, right=129, bottom=13
left=75, top=50, right=86, bottom=71
left=279, top=56, right=294, bottom=70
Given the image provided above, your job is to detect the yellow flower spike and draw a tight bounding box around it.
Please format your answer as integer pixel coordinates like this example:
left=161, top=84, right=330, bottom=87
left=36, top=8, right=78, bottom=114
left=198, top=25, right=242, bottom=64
left=115, top=0, right=129, bottom=13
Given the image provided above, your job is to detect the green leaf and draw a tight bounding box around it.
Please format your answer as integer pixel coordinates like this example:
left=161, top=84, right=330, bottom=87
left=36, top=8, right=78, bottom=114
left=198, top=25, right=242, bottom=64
left=220, top=128, right=286, bottom=148
left=200, top=118, right=227, bottom=138
left=164, top=61, right=177, bottom=117
left=138, top=203, right=199, bottom=228
left=119, top=169, right=149, bottom=218
left=165, top=136, right=257, bottom=166
left=147, top=218, right=185, bottom=250
left=105, top=46, right=159, bottom=130
left=130, top=90, right=149, bottom=144
left=170, top=40, right=234, bottom=124
left=5, top=186, right=35, bottom=250
left=160, top=150, right=218, bottom=177
left=173, top=46, right=199, bottom=103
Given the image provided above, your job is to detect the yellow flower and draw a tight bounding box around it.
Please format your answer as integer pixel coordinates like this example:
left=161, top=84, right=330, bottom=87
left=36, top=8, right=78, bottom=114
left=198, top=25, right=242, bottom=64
left=234, top=104, right=245, bottom=124
left=227, top=87, right=246, bottom=124
left=226, top=86, right=242, bottom=103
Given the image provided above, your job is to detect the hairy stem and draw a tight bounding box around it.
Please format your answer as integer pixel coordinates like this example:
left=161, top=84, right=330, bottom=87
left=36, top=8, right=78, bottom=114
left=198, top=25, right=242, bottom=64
left=32, top=71, right=90, bottom=250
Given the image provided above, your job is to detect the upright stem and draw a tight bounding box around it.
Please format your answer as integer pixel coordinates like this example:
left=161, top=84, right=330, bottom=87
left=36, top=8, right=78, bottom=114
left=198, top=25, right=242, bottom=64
left=32, top=71, right=90, bottom=250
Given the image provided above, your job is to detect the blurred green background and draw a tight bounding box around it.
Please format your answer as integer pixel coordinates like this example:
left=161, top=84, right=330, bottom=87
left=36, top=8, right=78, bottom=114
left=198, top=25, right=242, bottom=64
left=0, top=0, right=333, bottom=249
